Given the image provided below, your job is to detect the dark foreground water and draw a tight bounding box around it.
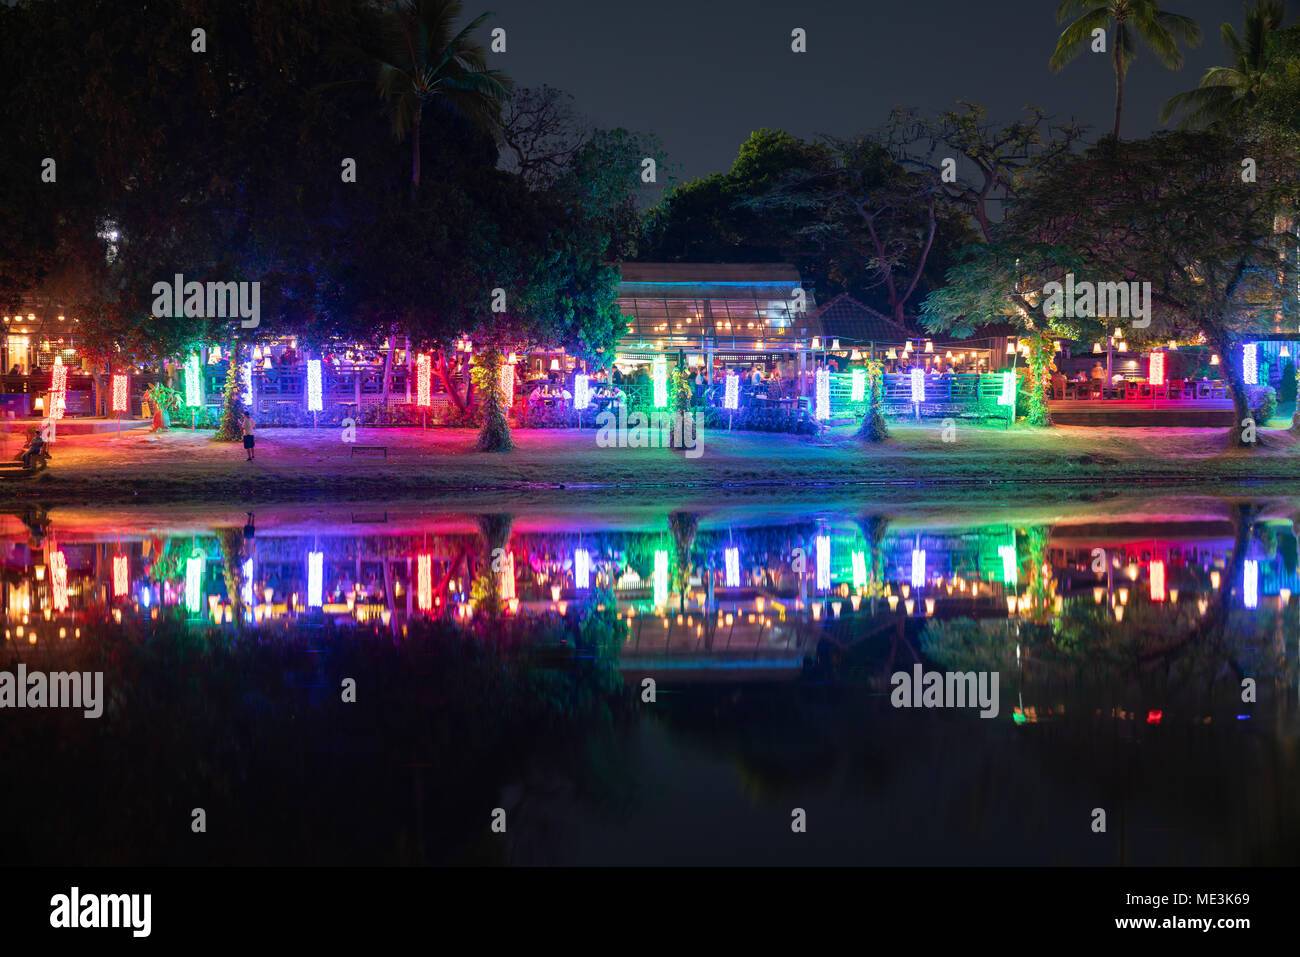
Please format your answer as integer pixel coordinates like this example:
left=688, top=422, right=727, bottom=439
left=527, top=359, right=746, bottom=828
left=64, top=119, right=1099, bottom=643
left=0, top=493, right=1297, bottom=865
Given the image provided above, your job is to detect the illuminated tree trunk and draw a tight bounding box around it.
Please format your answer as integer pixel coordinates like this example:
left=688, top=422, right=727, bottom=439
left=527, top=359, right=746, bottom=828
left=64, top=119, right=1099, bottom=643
left=856, top=360, right=889, bottom=442
left=471, top=345, right=512, bottom=451
left=1213, top=333, right=1254, bottom=447
left=1024, top=335, right=1054, bottom=427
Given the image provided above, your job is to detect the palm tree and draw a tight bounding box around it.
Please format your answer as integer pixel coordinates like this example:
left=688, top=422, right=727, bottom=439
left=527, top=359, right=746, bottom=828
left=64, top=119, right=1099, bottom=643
left=376, top=0, right=512, bottom=198
left=1050, top=0, right=1203, bottom=140
left=1160, top=0, right=1287, bottom=128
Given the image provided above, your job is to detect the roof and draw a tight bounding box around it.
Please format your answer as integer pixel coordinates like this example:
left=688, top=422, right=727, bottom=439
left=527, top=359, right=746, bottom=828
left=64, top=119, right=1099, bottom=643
left=809, top=294, right=913, bottom=343
left=618, top=263, right=803, bottom=285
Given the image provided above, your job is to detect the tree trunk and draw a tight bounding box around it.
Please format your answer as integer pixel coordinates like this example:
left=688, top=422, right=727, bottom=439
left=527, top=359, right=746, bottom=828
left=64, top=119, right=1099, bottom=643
left=380, top=327, right=395, bottom=407
left=1216, top=334, right=1254, bottom=447
left=1112, top=43, right=1124, bottom=141
left=411, top=105, right=422, bottom=200
left=435, top=351, right=469, bottom=412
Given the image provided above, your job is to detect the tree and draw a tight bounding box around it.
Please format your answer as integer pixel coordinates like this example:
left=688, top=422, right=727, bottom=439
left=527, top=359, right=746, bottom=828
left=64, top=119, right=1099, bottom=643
left=498, top=84, right=591, bottom=188
left=1007, top=131, right=1300, bottom=444
left=376, top=0, right=511, bottom=198
left=1049, top=0, right=1202, bottom=140
left=1161, top=0, right=1288, bottom=128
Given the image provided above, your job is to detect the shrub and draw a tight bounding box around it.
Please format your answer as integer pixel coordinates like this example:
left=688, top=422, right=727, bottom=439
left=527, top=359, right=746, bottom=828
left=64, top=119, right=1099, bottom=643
left=1280, top=359, right=1297, bottom=404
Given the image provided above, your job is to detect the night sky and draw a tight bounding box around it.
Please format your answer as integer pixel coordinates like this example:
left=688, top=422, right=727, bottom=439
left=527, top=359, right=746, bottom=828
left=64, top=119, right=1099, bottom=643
left=489, top=0, right=1247, bottom=183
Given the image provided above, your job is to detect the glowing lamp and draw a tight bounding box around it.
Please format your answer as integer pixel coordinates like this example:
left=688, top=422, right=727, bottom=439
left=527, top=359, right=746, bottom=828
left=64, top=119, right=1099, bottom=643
left=910, top=367, right=925, bottom=403
left=262, top=357, right=272, bottom=370
left=886, top=348, right=897, bottom=360
left=924, top=340, right=933, bottom=353
left=308, top=551, right=323, bottom=608
left=1006, top=341, right=1016, bottom=355
left=574, top=373, right=591, bottom=410
left=723, top=373, right=739, bottom=410
left=1093, top=342, right=1102, bottom=353
left=306, top=359, right=323, bottom=411
left=652, top=356, right=668, bottom=408
left=815, top=368, right=830, bottom=420
left=417, top=554, right=432, bottom=611
left=811, top=337, right=821, bottom=349
left=998, top=370, right=1016, bottom=406
left=498, top=362, right=514, bottom=409
left=653, top=550, right=668, bottom=608
left=850, top=349, right=862, bottom=360
left=850, top=368, right=866, bottom=403
left=110, top=374, right=128, bottom=414
left=416, top=354, right=431, bottom=407
left=1210, top=354, right=1220, bottom=365
left=1149, top=351, right=1165, bottom=387
left=1150, top=560, right=1166, bottom=602
left=831, top=339, right=840, bottom=351
left=184, top=354, right=202, bottom=408
left=1243, top=343, right=1258, bottom=385
left=549, top=358, right=560, bottom=371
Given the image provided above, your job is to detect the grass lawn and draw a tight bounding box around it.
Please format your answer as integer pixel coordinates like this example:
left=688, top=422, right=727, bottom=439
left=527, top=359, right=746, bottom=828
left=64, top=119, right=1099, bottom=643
left=2, top=416, right=1298, bottom=505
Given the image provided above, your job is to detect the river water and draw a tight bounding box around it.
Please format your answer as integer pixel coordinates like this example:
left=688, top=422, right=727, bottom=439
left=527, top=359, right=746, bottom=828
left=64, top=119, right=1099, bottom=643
left=1, top=492, right=1296, bottom=864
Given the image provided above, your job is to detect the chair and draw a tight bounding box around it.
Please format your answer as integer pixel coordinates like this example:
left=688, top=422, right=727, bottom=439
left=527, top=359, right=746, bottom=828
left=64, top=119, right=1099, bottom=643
left=1064, top=382, right=1078, bottom=400
left=1211, top=381, right=1227, bottom=400
left=1196, top=380, right=1211, bottom=400
left=1125, top=380, right=1140, bottom=400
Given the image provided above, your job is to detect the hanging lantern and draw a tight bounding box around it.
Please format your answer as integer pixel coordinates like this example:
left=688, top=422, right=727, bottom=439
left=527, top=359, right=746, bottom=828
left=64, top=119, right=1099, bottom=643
left=1210, top=354, right=1220, bottom=365
left=831, top=339, right=841, bottom=351
left=850, top=349, right=862, bottom=360
left=1006, top=340, right=1016, bottom=355
left=1243, top=343, right=1258, bottom=385
left=253, top=346, right=263, bottom=361
left=850, top=368, right=866, bottom=403
left=1093, top=342, right=1102, bottom=353
left=811, top=337, right=821, bottom=349
left=652, top=356, right=668, bottom=408
left=724, top=373, right=740, bottom=410
left=815, top=368, right=830, bottom=420
left=262, top=357, right=272, bottom=370
left=306, top=359, right=323, bottom=412
left=416, top=354, right=432, bottom=407
left=910, top=367, right=925, bottom=403
left=924, top=340, right=934, bottom=353
left=111, top=373, right=128, bottom=413
left=886, top=348, right=897, bottom=360
left=549, top=358, right=560, bottom=371
left=574, top=373, right=591, bottom=410
left=1149, top=351, right=1165, bottom=387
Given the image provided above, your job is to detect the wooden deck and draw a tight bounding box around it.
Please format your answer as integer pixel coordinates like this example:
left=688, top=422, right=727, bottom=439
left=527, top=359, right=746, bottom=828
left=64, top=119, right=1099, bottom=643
left=1047, top=398, right=1235, bottom=427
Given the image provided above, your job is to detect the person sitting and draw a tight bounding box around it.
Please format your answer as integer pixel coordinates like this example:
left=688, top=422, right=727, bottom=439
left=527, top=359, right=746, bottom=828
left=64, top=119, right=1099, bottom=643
left=1090, top=361, right=1105, bottom=381
left=20, top=429, right=45, bottom=469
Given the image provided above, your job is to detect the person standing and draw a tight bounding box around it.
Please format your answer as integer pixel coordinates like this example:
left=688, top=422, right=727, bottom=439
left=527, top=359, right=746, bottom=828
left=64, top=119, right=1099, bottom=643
left=241, top=410, right=256, bottom=461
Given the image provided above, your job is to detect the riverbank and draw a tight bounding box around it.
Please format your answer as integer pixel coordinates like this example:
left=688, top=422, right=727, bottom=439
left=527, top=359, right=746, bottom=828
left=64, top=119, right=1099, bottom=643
left=1, top=420, right=1298, bottom=505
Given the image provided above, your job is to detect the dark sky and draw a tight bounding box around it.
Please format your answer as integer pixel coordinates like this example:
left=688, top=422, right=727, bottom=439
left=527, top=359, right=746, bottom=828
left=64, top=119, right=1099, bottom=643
left=487, top=0, right=1249, bottom=184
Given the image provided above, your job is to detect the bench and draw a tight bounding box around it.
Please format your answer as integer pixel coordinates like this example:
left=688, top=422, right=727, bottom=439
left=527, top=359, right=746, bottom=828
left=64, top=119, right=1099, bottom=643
left=350, top=445, right=387, bottom=458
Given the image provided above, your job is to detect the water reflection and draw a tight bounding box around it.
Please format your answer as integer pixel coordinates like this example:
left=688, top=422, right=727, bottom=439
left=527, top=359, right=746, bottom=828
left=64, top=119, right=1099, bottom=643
left=1, top=496, right=1298, bottom=864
